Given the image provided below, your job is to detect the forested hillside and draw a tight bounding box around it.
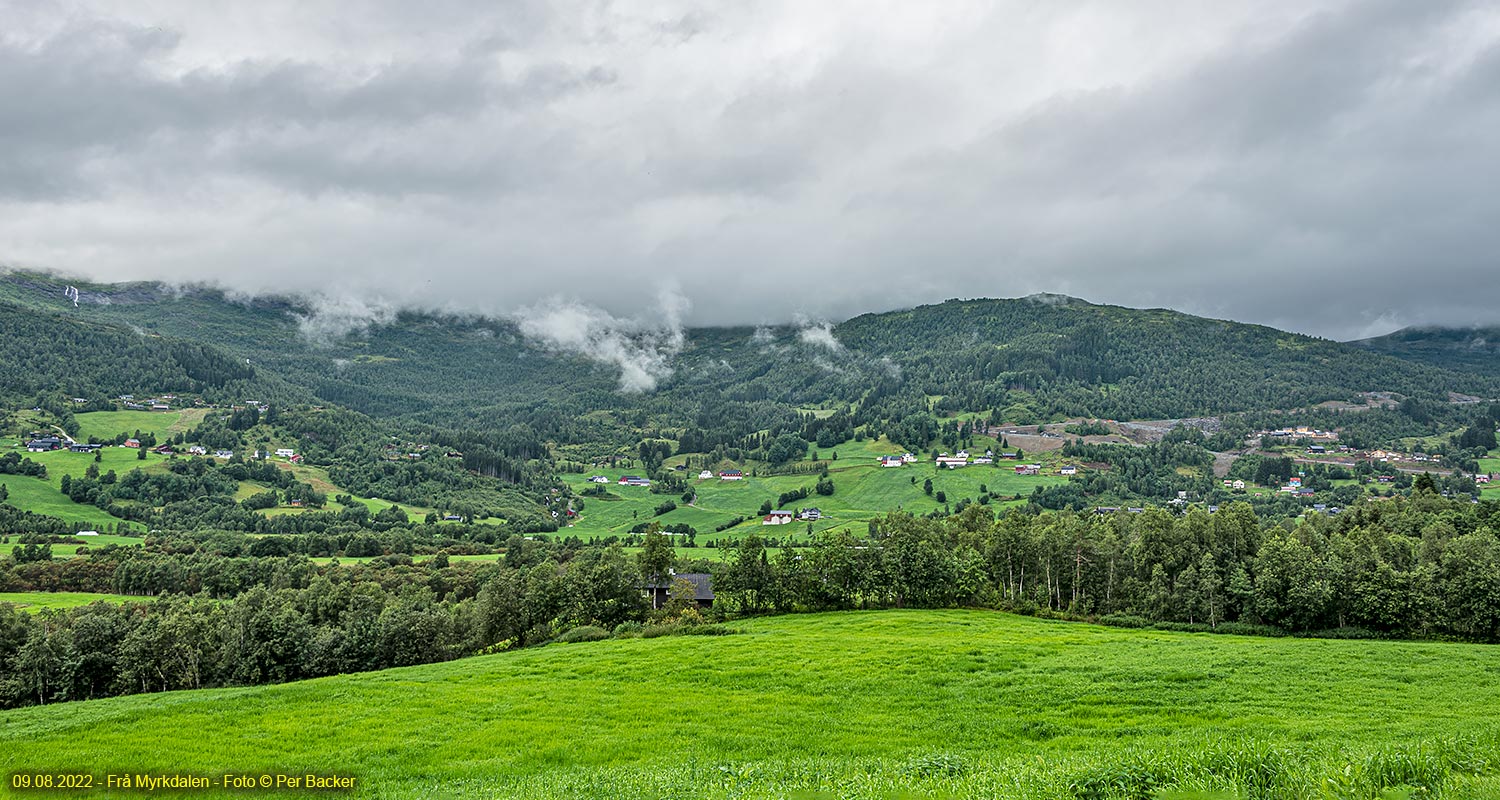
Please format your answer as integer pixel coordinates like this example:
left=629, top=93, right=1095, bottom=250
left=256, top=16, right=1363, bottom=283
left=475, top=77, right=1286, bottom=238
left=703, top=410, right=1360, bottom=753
left=1352, top=325, right=1500, bottom=379
left=0, top=300, right=276, bottom=407
left=2, top=272, right=1492, bottom=459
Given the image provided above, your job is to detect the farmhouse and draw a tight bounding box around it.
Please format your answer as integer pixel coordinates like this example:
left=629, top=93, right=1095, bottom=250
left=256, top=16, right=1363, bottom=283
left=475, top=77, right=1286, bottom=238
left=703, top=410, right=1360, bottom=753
left=798, top=508, right=823, bottom=520
left=188, top=445, right=207, bottom=455
left=642, top=572, right=715, bottom=610
left=698, top=470, right=714, bottom=479
left=275, top=448, right=296, bottom=458
left=1060, top=465, right=1078, bottom=475
left=76, top=530, right=98, bottom=537
left=1015, top=464, right=1040, bottom=476
left=762, top=510, right=795, bottom=525
left=150, top=403, right=171, bottom=412
left=588, top=475, right=609, bottom=483
left=122, top=439, right=141, bottom=449
left=901, top=453, right=918, bottom=463
left=69, top=443, right=101, bottom=453
left=880, top=456, right=904, bottom=467
left=936, top=456, right=968, bottom=469
left=1308, top=445, right=1326, bottom=454
left=1233, top=480, right=1246, bottom=490
left=618, top=476, right=652, bottom=487
left=214, top=450, right=234, bottom=459
left=26, top=437, right=63, bottom=452
left=971, top=457, right=993, bottom=464
left=1477, top=474, right=1492, bottom=484
left=719, top=469, right=744, bottom=480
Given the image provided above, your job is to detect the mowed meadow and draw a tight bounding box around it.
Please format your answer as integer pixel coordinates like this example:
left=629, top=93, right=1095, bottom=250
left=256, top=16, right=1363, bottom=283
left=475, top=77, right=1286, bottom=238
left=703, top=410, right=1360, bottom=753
left=562, top=438, right=1067, bottom=542
left=3, top=610, right=1500, bottom=799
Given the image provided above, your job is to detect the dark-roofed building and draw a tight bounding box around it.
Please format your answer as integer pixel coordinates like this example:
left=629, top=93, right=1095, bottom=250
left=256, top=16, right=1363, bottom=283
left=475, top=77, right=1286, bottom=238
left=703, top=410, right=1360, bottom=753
left=643, top=572, right=715, bottom=610
left=26, top=437, right=63, bottom=452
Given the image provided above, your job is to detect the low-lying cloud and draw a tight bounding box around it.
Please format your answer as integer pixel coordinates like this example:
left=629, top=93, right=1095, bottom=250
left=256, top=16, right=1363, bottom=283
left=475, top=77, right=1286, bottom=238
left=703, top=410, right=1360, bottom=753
left=515, top=288, right=689, bottom=393
left=294, top=295, right=398, bottom=346
left=796, top=321, right=843, bottom=353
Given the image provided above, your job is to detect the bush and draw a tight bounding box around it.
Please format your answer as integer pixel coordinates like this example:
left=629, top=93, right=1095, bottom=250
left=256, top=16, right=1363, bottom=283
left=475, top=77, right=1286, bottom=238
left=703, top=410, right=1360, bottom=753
left=556, top=625, right=610, bottom=643
left=1301, top=626, right=1380, bottom=640
left=638, top=622, right=741, bottom=639
left=611, top=621, right=643, bottom=637
left=641, top=623, right=677, bottom=639
left=1097, top=613, right=1151, bottom=629
left=1214, top=621, right=1286, bottom=637
left=678, top=624, right=738, bottom=636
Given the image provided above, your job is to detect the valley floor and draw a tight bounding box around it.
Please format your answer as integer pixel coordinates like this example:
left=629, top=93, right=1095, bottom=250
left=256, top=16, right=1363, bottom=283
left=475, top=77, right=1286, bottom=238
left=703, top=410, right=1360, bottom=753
left=3, top=610, right=1500, bottom=798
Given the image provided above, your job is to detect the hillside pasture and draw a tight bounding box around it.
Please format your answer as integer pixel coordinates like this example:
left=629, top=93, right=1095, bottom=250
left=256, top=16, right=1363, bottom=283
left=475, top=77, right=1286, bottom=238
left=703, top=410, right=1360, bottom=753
left=0, top=591, right=146, bottom=612
left=3, top=610, right=1499, bottom=798
left=0, top=532, right=143, bottom=558
left=564, top=454, right=1066, bottom=539
left=72, top=408, right=209, bottom=442
left=0, top=475, right=139, bottom=531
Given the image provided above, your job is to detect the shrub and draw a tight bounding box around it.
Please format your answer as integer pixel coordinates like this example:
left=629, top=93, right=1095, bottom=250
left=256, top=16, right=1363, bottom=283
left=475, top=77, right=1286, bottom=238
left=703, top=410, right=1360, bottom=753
left=556, top=625, right=610, bottom=644
left=612, top=621, right=643, bottom=637
left=641, top=623, right=677, bottom=639
left=1214, top=622, right=1286, bottom=637
left=1098, top=613, right=1151, bottom=629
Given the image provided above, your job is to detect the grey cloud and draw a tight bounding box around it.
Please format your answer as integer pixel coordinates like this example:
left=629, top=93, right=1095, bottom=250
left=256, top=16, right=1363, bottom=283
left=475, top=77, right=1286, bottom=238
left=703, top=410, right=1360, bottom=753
left=1, top=1, right=1498, bottom=340
left=295, top=295, right=398, bottom=346
left=796, top=321, right=842, bottom=353
left=514, top=288, right=689, bottom=393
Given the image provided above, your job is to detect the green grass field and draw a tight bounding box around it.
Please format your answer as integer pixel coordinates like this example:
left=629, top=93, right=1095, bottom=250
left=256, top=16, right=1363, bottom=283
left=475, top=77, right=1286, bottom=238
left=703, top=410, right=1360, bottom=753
left=0, top=591, right=146, bottom=612
left=3, top=610, right=1499, bottom=799
left=71, top=408, right=209, bottom=442
left=0, top=533, right=142, bottom=558
left=565, top=442, right=1065, bottom=540
left=0, top=476, right=136, bottom=531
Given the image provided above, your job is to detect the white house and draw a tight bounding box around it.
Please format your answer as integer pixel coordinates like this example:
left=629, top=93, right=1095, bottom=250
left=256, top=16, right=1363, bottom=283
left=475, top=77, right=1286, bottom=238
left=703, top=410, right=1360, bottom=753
left=762, top=510, right=795, bottom=525
left=588, top=475, right=609, bottom=483
left=1060, top=465, right=1078, bottom=476
left=275, top=448, right=296, bottom=458
left=188, top=445, right=207, bottom=455
left=880, top=456, right=904, bottom=467
left=798, top=508, right=823, bottom=520
left=698, top=470, right=714, bottom=480
left=901, top=453, right=918, bottom=463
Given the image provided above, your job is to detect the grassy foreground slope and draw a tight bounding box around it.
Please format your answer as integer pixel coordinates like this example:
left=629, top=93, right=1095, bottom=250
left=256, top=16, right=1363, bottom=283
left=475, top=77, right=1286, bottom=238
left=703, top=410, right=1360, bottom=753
left=3, top=611, right=1500, bottom=799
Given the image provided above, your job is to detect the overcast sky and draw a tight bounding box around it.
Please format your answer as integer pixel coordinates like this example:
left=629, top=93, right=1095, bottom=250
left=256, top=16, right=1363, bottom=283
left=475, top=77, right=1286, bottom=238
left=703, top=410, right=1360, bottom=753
left=2, top=0, right=1498, bottom=340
